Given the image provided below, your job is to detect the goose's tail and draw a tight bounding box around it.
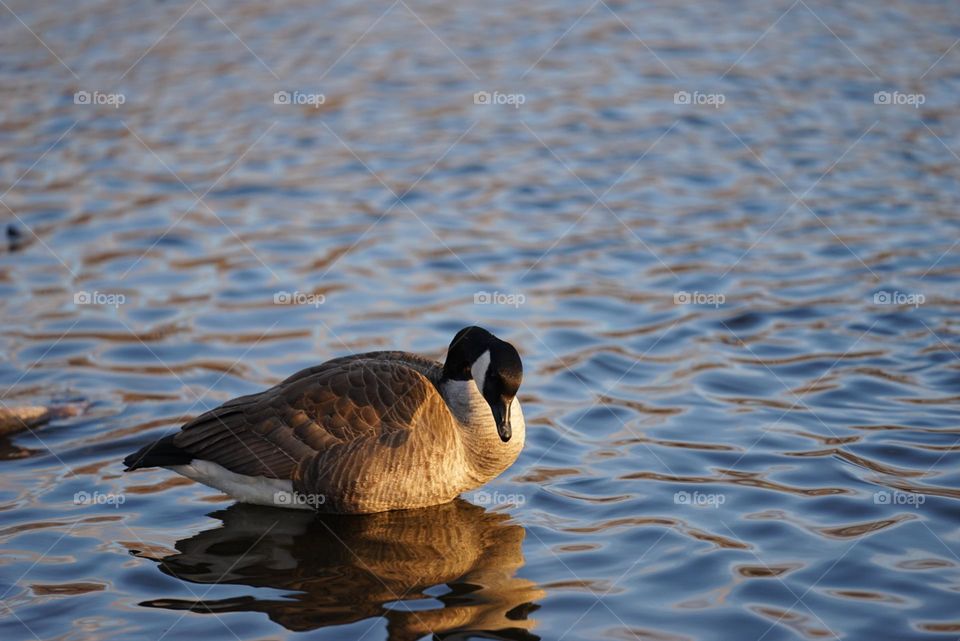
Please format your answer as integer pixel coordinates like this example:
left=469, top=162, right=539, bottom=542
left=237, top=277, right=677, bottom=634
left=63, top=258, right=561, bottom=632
left=123, top=434, right=193, bottom=470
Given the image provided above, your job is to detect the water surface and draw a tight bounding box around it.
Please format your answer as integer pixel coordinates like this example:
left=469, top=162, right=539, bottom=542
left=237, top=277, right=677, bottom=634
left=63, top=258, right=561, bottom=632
left=2, top=1, right=960, bottom=639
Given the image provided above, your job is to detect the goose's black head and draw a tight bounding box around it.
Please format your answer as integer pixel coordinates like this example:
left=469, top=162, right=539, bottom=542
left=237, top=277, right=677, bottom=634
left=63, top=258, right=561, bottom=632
left=442, top=326, right=523, bottom=442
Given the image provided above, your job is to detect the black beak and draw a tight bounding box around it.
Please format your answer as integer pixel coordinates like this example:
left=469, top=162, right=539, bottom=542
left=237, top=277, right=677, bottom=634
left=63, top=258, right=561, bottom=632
left=490, top=396, right=512, bottom=442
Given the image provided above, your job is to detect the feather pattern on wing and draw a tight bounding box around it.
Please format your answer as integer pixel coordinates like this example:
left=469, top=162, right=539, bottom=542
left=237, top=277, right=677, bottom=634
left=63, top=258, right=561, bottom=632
left=168, top=353, right=448, bottom=483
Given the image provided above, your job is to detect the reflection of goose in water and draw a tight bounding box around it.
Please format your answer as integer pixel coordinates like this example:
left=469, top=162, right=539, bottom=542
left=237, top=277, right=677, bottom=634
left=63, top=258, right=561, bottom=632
left=137, top=499, right=543, bottom=641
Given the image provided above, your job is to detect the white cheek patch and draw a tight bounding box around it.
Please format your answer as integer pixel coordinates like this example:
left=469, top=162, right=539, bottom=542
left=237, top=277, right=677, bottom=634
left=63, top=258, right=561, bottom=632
left=471, top=350, right=491, bottom=393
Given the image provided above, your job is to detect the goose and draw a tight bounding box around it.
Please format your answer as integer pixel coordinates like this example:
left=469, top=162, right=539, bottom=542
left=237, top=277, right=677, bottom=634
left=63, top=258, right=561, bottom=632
left=123, top=326, right=525, bottom=514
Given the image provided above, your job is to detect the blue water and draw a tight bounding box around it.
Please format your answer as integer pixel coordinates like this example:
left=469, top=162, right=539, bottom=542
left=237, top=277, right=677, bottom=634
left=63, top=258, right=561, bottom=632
left=2, top=1, right=960, bottom=639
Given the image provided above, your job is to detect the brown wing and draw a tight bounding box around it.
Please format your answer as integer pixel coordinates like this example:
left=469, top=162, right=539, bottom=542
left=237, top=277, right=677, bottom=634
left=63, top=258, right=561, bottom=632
left=168, top=352, right=444, bottom=479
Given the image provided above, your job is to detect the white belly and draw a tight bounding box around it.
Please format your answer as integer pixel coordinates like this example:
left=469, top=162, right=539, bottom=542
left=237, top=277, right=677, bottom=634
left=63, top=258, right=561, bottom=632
left=168, top=460, right=313, bottom=510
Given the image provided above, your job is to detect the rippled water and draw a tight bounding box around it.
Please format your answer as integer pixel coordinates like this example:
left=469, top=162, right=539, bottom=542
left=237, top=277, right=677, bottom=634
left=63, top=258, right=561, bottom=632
left=2, top=1, right=960, bottom=639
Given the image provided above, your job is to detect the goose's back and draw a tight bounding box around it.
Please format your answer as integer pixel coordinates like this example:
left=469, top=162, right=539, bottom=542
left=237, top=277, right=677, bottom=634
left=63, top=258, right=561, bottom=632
left=169, top=351, right=455, bottom=491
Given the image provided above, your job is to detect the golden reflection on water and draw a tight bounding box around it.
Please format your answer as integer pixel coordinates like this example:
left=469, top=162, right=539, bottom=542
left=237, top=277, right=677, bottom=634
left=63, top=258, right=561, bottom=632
left=137, top=500, right=543, bottom=640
